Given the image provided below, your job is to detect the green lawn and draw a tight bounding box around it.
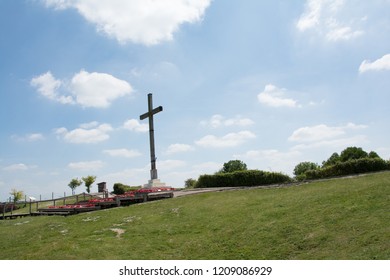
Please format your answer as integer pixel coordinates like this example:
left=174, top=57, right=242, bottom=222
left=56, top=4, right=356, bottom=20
left=0, top=172, right=389, bottom=260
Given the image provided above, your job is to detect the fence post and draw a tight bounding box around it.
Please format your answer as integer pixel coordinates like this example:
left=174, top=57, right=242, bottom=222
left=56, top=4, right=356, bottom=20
left=63, top=192, right=66, bottom=206
left=29, top=199, right=32, bottom=214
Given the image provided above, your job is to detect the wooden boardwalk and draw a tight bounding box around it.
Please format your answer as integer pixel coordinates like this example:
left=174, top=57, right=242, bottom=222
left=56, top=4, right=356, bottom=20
left=1, top=191, right=174, bottom=220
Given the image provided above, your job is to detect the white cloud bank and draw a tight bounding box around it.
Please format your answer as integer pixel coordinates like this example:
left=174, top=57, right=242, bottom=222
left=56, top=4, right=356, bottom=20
left=296, top=0, right=364, bottom=41
left=195, top=131, right=256, bottom=148
left=258, top=84, right=299, bottom=108
left=200, top=115, right=254, bottom=128
left=103, top=149, right=142, bottom=158
left=68, top=160, right=104, bottom=171
left=289, top=123, right=368, bottom=150
left=359, top=54, right=390, bottom=73
left=55, top=122, right=113, bottom=144
left=3, top=163, right=36, bottom=172
left=123, top=119, right=149, bottom=133
left=12, top=133, right=45, bottom=142
left=42, top=0, right=211, bottom=45
left=31, top=70, right=133, bottom=108
left=165, top=144, right=194, bottom=155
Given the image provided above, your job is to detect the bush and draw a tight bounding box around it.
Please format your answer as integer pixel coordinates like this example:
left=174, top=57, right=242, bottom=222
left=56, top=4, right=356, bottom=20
left=340, top=147, right=368, bottom=162
left=195, top=170, right=292, bottom=188
left=184, top=178, right=197, bottom=189
left=294, top=162, right=319, bottom=181
left=113, top=183, right=140, bottom=194
left=305, top=158, right=390, bottom=180
left=217, top=160, right=248, bottom=174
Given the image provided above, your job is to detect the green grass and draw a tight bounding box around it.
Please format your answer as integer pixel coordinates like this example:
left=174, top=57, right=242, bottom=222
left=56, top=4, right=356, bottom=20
left=0, top=172, right=389, bottom=260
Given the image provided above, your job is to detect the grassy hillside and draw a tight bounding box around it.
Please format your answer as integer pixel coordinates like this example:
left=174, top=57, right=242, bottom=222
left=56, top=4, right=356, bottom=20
left=0, top=172, right=389, bottom=260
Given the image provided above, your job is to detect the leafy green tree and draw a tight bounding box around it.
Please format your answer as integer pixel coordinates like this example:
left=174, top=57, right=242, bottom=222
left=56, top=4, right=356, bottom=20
left=218, top=160, right=248, bottom=174
left=322, top=152, right=341, bottom=167
left=68, top=178, right=82, bottom=195
left=368, top=151, right=380, bottom=159
left=10, top=189, right=24, bottom=203
left=293, top=162, right=319, bottom=180
left=340, top=147, right=368, bottom=162
left=184, top=178, right=197, bottom=189
left=82, top=175, right=96, bottom=194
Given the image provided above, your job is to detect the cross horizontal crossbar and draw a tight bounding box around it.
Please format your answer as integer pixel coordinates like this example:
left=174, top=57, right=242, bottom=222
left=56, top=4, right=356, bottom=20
left=139, top=106, right=163, bottom=120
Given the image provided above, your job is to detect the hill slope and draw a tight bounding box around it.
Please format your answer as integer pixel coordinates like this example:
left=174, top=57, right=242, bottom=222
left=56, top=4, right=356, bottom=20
left=0, top=172, right=389, bottom=259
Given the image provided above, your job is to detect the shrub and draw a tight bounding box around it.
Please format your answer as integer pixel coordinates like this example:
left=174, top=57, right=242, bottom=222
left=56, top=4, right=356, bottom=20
left=113, top=183, right=140, bottom=195
left=217, top=160, right=248, bottom=174
left=184, top=178, right=197, bottom=189
left=195, top=170, right=292, bottom=188
left=340, top=147, right=368, bottom=162
left=294, top=162, right=319, bottom=181
left=305, top=158, right=390, bottom=180
left=322, top=152, right=341, bottom=167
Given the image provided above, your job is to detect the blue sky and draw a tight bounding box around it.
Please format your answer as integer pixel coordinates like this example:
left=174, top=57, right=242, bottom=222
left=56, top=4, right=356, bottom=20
left=1, top=0, right=389, bottom=200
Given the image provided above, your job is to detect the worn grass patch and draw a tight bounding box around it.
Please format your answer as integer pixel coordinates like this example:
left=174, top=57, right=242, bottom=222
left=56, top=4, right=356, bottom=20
left=0, top=172, right=389, bottom=259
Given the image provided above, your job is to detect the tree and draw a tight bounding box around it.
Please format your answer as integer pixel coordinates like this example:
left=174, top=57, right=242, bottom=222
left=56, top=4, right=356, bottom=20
left=340, top=147, right=368, bottom=162
left=184, top=178, right=197, bottom=189
left=68, top=178, right=82, bottom=195
left=82, top=175, right=96, bottom=194
left=368, top=151, right=380, bottom=159
left=293, top=162, right=319, bottom=180
left=322, top=152, right=341, bottom=167
left=10, top=189, right=24, bottom=203
left=218, top=160, right=248, bottom=173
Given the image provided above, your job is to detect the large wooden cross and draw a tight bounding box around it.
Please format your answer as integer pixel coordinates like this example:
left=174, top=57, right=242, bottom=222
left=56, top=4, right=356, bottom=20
left=140, top=93, right=163, bottom=181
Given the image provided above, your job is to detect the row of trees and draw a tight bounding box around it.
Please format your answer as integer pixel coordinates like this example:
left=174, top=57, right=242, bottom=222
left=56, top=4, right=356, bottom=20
left=185, top=147, right=389, bottom=188
left=68, top=175, right=96, bottom=195
left=186, top=159, right=292, bottom=188
left=293, top=147, right=389, bottom=180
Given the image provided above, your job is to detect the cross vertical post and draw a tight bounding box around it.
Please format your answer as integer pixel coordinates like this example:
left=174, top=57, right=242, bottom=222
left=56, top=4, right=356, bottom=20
left=140, top=93, right=163, bottom=181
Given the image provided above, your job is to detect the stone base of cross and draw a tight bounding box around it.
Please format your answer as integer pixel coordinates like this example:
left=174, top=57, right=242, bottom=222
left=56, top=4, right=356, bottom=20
left=143, top=178, right=167, bottom=189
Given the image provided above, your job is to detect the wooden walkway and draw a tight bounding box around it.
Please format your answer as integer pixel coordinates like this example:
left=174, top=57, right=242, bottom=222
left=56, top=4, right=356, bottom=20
left=1, top=191, right=174, bottom=220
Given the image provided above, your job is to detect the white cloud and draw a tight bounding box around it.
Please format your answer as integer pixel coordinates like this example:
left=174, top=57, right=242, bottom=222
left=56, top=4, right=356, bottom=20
left=103, top=149, right=142, bottom=158
left=42, top=0, right=211, bottom=45
left=236, top=149, right=302, bottom=174
left=288, top=123, right=367, bottom=143
left=292, top=135, right=368, bottom=150
left=30, top=71, right=74, bottom=104
left=12, top=133, right=45, bottom=142
left=258, top=84, right=299, bottom=108
left=359, top=54, right=390, bottom=73
left=165, top=144, right=194, bottom=155
left=157, top=160, right=187, bottom=172
left=70, top=70, right=133, bottom=108
left=3, top=163, right=36, bottom=171
left=195, top=131, right=256, bottom=148
left=68, top=160, right=104, bottom=171
left=297, top=0, right=364, bottom=41
left=123, top=119, right=149, bottom=133
left=201, top=115, right=254, bottom=128
left=55, top=122, right=113, bottom=144
left=326, top=23, right=364, bottom=41
left=288, top=123, right=368, bottom=151
left=31, top=70, right=133, bottom=108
